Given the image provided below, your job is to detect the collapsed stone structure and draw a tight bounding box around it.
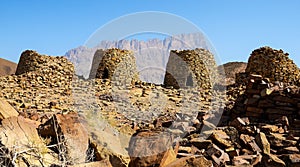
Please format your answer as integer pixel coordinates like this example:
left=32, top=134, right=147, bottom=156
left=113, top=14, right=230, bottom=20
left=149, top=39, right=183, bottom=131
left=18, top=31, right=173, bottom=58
left=89, top=48, right=139, bottom=86
left=163, top=48, right=218, bottom=89
left=232, top=74, right=300, bottom=130
left=236, top=46, right=300, bottom=86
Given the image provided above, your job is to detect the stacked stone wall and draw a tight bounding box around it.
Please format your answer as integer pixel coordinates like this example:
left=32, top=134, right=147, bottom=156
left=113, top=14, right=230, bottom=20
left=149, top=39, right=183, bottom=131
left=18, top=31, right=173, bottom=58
left=163, top=48, right=218, bottom=89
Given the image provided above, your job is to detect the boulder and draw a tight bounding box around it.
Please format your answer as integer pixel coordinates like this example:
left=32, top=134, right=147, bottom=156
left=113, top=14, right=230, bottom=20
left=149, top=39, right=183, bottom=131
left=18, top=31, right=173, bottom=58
left=0, top=98, right=19, bottom=120
left=159, top=147, right=177, bottom=167
left=0, top=116, right=58, bottom=166
left=67, top=159, right=112, bottom=167
left=280, top=154, right=300, bottom=167
left=165, top=156, right=213, bottom=167
left=128, top=130, right=173, bottom=167
left=210, top=130, right=233, bottom=149
left=263, top=154, right=286, bottom=167
left=38, top=112, right=88, bottom=164
left=240, top=134, right=262, bottom=153
left=255, top=132, right=270, bottom=154
left=190, top=138, right=212, bottom=150
left=89, top=140, right=128, bottom=167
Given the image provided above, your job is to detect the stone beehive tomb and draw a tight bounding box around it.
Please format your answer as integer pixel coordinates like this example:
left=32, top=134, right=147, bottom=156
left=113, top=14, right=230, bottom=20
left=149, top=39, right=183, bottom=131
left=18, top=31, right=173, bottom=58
left=245, top=46, right=300, bottom=85
left=89, top=48, right=139, bottom=86
left=15, top=50, right=74, bottom=87
left=163, top=48, right=218, bottom=89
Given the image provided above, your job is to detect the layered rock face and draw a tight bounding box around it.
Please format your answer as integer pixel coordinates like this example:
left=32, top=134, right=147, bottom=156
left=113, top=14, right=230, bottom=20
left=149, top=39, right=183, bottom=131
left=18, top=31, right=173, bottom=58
left=89, top=48, right=139, bottom=85
left=237, top=46, right=300, bottom=85
left=164, top=48, right=218, bottom=89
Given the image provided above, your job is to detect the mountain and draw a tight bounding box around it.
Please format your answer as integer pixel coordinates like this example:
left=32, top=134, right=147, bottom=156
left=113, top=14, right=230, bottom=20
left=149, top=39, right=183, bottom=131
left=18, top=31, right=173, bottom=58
left=0, top=58, right=17, bottom=76
left=218, top=62, right=247, bottom=85
left=65, top=33, right=211, bottom=83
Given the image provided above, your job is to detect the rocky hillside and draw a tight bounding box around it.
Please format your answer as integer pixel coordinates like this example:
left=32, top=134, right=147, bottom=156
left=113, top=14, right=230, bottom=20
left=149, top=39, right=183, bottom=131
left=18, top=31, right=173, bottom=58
left=218, top=62, right=247, bottom=85
left=65, top=33, right=210, bottom=81
left=1, top=46, right=300, bottom=167
left=0, top=57, right=17, bottom=76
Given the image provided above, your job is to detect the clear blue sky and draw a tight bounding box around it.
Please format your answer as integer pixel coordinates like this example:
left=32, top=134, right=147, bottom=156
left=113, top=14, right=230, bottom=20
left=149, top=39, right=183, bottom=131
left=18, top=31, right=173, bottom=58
left=1, top=0, right=300, bottom=66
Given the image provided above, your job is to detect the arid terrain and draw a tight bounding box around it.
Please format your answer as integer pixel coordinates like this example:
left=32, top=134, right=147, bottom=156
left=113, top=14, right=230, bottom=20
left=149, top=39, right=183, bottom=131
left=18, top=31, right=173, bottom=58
left=1, top=46, right=300, bottom=167
left=0, top=58, right=17, bottom=76
left=218, top=62, right=247, bottom=85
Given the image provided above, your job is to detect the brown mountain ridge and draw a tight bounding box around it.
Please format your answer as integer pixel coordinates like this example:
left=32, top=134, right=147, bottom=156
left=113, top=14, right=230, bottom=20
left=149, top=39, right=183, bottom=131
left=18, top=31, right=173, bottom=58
left=0, top=57, right=17, bottom=76
left=218, top=62, right=247, bottom=85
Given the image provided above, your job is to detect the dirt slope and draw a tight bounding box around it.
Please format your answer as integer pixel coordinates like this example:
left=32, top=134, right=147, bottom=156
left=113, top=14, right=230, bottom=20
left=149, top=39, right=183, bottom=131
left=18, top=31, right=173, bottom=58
left=0, top=58, right=17, bottom=76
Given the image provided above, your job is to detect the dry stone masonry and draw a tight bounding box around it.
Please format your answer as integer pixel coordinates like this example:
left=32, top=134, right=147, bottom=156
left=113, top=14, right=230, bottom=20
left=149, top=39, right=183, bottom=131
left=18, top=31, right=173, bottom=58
left=16, top=50, right=74, bottom=87
left=236, top=46, right=300, bottom=86
left=89, top=48, right=139, bottom=86
left=164, top=48, right=218, bottom=89
left=0, top=50, right=74, bottom=114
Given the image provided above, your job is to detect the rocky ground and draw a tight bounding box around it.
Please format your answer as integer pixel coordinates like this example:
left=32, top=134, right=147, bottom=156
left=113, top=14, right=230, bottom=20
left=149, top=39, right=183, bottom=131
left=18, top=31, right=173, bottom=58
left=0, top=47, right=300, bottom=167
